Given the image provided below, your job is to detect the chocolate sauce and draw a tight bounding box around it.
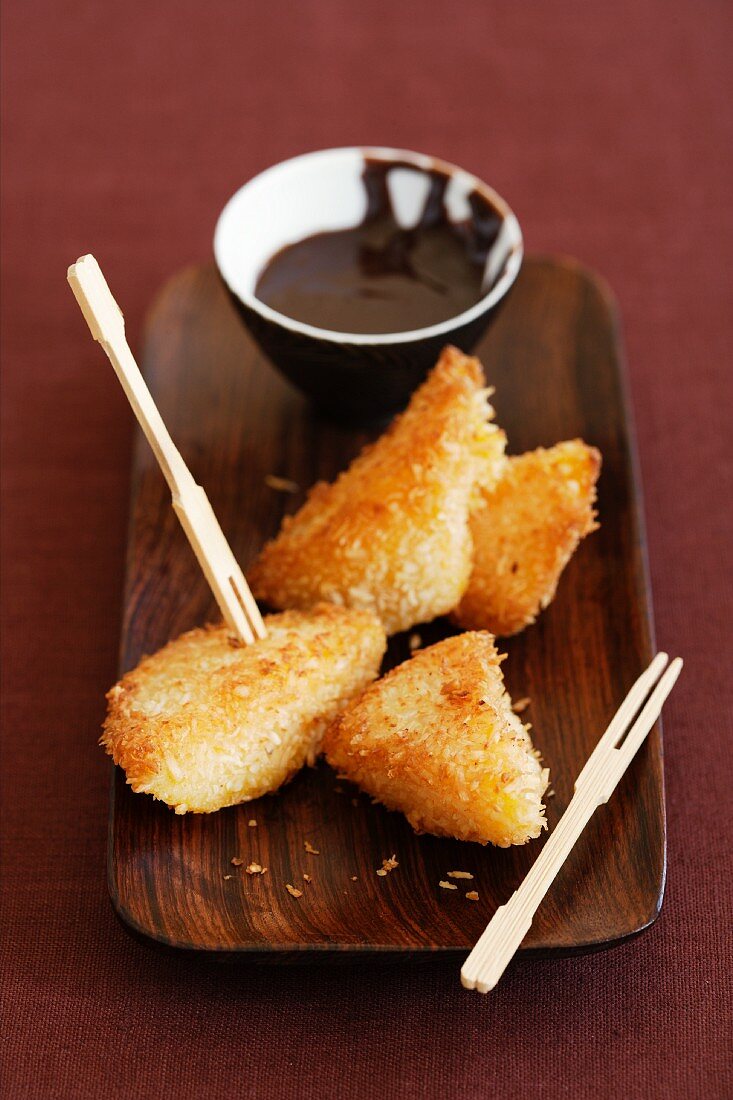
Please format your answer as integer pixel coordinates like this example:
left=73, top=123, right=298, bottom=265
left=254, top=159, right=503, bottom=334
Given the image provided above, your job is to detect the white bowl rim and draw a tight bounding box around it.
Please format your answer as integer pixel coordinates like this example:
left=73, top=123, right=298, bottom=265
left=213, top=146, right=524, bottom=346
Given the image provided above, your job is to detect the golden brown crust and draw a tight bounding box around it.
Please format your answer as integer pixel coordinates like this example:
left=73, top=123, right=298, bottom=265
left=249, top=347, right=506, bottom=635
left=454, top=440, right=601, bottom=636
left=323, top=633, right=548, bottom=847
left=102, top=604, right=386, bottom=814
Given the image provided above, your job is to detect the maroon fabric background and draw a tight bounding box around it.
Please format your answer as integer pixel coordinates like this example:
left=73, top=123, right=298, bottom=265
left=2, top=2, right=732, bottom=1097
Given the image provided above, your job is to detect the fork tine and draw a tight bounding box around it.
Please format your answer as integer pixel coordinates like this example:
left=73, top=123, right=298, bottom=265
left=603, top=652, right=668, bottom=748
left=575, top=653, right=668, bottom=787
left=608, top=652, right=670, bottom=749
left=229, top=572, right=267, bottom=641
left=616, top=658, right=683, bottom=763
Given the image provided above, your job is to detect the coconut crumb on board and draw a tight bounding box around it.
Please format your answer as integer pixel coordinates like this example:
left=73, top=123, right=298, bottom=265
left=439, top=880, right=458, bottom=890
left=264, top=474, right=300, bottom=494
left=304, top=840, right=320, bottom=855
left=245, top=862, right=266, bottom=875
left=408, top=633, right=422, bottom=651
left=285, top=884, right=303, bottom=898
left=512, top=697, right=531, bottom=714
left=230, top=856, right=244, bottom=867
left=446, top=871, right=474, bottom=880
left=465, top=891, right=480, bottom=901
left=376, top=855, right=398, bottom=876
left=248, top=819, right=257, bottom=827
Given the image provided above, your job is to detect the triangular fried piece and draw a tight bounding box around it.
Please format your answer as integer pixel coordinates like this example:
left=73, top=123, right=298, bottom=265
left=102, top=604, right=386, bottom=814
left=454, top=440, right=601, bottom=636
left=249, top=347, right=506, bottom=634
left=323, top=633, right=548, bottom=847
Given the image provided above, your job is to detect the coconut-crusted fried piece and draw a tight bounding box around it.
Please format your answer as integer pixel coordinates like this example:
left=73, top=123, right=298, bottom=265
left=323, top=633, right=548, bottom=847
left=102, top=604, right=386, bottom=814
left=454, top=440, right=601, bottom=636
left=249, top=347, right=506, bottom=635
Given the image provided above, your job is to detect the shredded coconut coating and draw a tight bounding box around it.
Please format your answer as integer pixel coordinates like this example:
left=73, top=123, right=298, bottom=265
left=248, top=347, right=506, bottom=635
left=102, top=604, right=386, bottom=814
left=323, top=633, right=548, bottom=847
left=454, top=440, right=601, bottom=636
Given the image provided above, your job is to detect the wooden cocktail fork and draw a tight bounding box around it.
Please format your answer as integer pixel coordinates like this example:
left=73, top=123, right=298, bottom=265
left=68, top=254, right=266, bottom=645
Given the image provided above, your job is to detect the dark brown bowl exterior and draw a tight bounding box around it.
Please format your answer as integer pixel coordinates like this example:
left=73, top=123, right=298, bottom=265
left=226, top=286, right=512, bottom=421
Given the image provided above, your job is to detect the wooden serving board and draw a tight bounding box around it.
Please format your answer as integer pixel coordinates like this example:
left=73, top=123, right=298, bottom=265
left=109, top=257, right=664, bottom=961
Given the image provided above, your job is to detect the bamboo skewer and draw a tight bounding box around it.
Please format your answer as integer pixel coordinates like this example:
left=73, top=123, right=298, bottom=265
left=68, top=254, right=266, bottom=646
left=461, top=652, right=683, bottom=993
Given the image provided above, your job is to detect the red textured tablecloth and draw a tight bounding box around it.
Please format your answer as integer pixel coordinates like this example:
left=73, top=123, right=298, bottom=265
left=2, top=3, right=732, bottom=1097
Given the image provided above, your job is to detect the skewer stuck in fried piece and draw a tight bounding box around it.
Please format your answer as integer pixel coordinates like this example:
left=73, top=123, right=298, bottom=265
left=249, top=347, right=506, bottom=635
left=103, top=604, right=386, bottom=814
left=454, top=440, right=601, bottom=636
left=323, top=633, right=548, bottom=847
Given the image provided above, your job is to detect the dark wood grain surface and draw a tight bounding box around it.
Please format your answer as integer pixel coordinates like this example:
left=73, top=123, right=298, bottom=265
left=109, top=257, right=664, bottom=960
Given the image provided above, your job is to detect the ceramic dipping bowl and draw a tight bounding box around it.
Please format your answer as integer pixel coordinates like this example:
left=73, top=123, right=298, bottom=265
left=214, top=146, right=523, bottom=421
